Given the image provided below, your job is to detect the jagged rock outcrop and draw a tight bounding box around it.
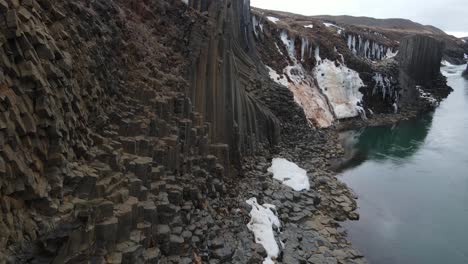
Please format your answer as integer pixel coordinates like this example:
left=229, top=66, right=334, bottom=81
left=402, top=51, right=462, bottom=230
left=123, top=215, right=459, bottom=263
left=463, top=64, right=468, bottom=77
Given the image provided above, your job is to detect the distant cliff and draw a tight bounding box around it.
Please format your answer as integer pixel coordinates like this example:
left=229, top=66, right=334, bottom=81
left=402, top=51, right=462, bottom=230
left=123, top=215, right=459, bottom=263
left=398, top=35, right=450, bottom=106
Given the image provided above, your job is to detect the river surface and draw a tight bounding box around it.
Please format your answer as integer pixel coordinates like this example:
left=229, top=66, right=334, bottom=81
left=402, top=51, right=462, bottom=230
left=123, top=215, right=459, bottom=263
left=339, top=64, right=468, bottom=264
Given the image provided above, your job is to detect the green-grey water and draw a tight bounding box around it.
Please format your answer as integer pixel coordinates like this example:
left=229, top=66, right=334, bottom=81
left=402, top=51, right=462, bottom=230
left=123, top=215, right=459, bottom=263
left=339, top=64, right=468, bottom=264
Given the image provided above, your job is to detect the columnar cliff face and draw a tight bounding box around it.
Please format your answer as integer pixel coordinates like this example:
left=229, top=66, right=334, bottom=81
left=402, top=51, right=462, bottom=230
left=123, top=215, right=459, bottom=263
left=398, top=35, right=448, bottom=106
left=398, top=35, right=444, bottom=84
left=0, top=0, right=282, bottom=262
left=0, top=0, right=457, bottom=262
left=186, top=0, right=280, bottom=159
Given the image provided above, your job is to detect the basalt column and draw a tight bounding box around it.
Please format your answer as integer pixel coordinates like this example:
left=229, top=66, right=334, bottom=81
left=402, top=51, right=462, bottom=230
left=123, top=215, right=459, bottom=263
left=397, top=35, right=445, bottom=105
left=187, top=0, right=280, bottom=165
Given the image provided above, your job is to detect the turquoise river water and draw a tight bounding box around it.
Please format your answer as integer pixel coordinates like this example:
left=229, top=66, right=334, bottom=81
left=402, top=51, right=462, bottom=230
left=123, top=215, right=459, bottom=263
left=339, top=64, right=468, bottom=264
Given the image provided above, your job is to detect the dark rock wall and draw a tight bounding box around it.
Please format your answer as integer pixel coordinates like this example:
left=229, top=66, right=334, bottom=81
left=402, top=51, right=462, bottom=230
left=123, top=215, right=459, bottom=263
left=0, top=0, right=288, bottom=261
left=187, top=0, right=280, bottom=158
left=397, top=35, right=449, bottom=105
left=0, top=0, right=283, bottom=262
left=398, top=35, right=444, bottom=84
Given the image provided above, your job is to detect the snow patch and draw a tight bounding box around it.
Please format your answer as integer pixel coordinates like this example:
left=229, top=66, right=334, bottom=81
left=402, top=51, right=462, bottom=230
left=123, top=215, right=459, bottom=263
left=323, top=22, right=343, bottom=30
left=181, top=0, right=188, bottom=4
left=267, top=16, right=280, bottom=24
left=385, top=48, right=398, bottom=59
left=417, top=86, right=438, bottom=106
left=246, top=198, right=281, bottom=264
left=314, top=59, right=365, bottom=119
left=268, top=158, right=310, bottom=191
left=304, top=24, right=314, bottom=29
left=441, top=60, right=454, bottom=67
left=323, top=23, right=344, bottom=35
left=267, top=66, right=289, bottom=87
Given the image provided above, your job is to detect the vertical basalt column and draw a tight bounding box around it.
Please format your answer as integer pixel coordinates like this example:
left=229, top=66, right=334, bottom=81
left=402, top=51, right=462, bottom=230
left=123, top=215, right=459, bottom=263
left=398, top=35, right=444, bottom=83
left=397, top=35, right=445, bottom=105
left=187, top=0, right=280, bottom=164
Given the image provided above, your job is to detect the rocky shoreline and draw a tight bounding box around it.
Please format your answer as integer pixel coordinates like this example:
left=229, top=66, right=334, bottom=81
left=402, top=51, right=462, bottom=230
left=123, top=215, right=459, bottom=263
left=194, top=122, right=368, bottom=264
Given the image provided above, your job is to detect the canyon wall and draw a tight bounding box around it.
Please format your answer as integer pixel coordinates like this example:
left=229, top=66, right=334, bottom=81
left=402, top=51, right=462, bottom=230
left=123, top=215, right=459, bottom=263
left=0, top=0, right=455, bottom=262
left=0, top=0, right=283, bottom=262
left=398, top=35, right=450, bottom=106
left=398, top=35, right=444, bottom=84
left=186, top=0, right=280, bottom=160
left=251, top=9, right=451, bottom=122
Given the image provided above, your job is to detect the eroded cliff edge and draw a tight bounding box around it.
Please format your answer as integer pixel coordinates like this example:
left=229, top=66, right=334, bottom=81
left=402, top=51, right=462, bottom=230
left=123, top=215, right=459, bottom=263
left=0, top=0, right=454, bottom=263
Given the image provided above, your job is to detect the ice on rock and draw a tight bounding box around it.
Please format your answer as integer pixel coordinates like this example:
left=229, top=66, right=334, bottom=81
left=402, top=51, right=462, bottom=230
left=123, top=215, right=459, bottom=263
left=280, top=30, right=295, bottom=60
left=267, top=66, right=289, bottom=87
left=273, top=32, right=335, bottom=128
left=346, top=33, right=394, bottom=60
left=301, top=38, right=310, bottom=62
left=314, top=46, right=321, bottom=63
left=246, top=198, right=282, bottom=264
left=314, top=59, right=365, bottom=119
left=267, top=16, right=280, bottom=24
left=372, top=73, right=395, bottom=99
left=268, top=158, right=310, bottom=191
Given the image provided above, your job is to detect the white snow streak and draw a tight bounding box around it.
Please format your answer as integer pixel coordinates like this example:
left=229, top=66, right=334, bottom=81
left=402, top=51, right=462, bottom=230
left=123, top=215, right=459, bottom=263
left=304, top=24, right=314, bottom=29
left=246, top=198, right=281, bottom=264
left=268, top=158, right=310, bottom=191
left=267, top=16, right=280, bottom=24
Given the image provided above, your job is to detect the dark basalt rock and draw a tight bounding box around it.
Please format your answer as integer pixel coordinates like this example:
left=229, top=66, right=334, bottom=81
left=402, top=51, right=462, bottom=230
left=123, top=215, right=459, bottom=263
left=187, top=0, right=281, bottom=161
left=398, top=35, right=444, bottom=83
left=397, top=35, right=451, bottom=105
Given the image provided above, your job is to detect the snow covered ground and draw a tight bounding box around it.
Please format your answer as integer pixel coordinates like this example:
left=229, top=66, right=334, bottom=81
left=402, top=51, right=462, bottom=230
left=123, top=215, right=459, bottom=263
left=246, top=198, right=282, bottom=264
left=268, top=158, right=310, bottom=191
